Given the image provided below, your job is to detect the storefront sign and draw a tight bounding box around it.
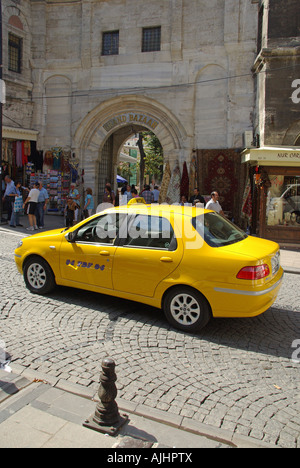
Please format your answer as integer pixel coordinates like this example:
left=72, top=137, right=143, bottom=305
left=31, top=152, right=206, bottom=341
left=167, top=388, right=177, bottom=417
left=103, top=113, right=160, bottom=132
left=275, top=153, right=300, bottom=162
left=242, top=147, right=300, bottom=166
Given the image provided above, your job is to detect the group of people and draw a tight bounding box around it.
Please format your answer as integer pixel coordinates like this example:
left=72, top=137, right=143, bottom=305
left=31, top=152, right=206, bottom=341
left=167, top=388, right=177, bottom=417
left=2, top=175, right=49, bottom=230
left=2, top=175, right=224, bottom=231
left=24, top=181, right=50, bottom=231
left=105, top=183, right=224, bottom=216
left=181, top=188, right=224, bottom=216
left=64, top=184, right=96, bottom=228
left=99, top=183, right=160, bottom=207
left=119, top=184, right=224, bottom=216
left=2, top=175, right=96, bottom=231
left=120, top=184, right=160, bottom=204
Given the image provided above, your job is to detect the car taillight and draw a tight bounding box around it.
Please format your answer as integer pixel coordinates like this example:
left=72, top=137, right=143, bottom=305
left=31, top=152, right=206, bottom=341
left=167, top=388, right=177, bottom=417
left=237, top=264, right=270, bottom=280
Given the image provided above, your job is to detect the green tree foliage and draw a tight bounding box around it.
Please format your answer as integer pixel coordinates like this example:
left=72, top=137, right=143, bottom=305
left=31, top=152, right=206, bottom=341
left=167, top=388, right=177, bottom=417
left=142, top=132, right=164, bottom=181
left=117, top=131, right=163, bottom=185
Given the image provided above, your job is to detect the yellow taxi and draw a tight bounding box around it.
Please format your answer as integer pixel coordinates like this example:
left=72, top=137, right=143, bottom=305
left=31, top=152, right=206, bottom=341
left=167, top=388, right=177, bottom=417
left=14, top=200, right=283, bottom=332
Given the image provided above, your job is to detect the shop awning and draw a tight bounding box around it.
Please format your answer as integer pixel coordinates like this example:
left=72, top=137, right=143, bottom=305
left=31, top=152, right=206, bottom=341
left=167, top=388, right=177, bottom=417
left=2, top=126, right=39, bottom=141
left=241, top=146, right=300, bottom=166
left=117, top=175, right=127, bottom=183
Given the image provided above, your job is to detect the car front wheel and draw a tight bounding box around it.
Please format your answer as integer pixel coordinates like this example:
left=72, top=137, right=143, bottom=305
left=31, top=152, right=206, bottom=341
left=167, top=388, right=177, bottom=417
left=163, top=287, right=211, bottom=332
left=23, top=256, right=56, bottom=295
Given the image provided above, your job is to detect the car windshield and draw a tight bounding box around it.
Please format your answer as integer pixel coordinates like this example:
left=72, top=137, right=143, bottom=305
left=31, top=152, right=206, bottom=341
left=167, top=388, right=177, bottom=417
left=192, top=212, right=247, bottom=247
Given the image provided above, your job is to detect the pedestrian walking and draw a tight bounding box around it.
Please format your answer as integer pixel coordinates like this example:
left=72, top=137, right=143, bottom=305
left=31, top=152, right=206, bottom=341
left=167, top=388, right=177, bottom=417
left=142, top=185, right=154, bottom=204
left=23, top=182, right=40, bottom=231
left=189, top=188, right=205, bottom=206
left=68, top=183, right=80, bottom=222
left=83, top=188, right=95, bottom=218
left=180, top=195, right=188, bottom=205
left=36, top=182, right=49, bottom=229
left=130, top=188, right=138, bottom=198
left=64, top=197, right=77, bottom=228
left=9, top=181, right=25, bottom=228
left=205, top=191, right=225, bottom=216
left=2, top=175, right=15, bottom=223
left=152, top=185, right=160, bottom=203
left=103, top=185, right=115, bottom=205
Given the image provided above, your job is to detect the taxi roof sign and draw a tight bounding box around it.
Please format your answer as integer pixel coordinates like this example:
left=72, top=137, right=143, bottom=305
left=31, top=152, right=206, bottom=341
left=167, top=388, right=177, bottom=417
left=127, top=197, right=146, bottom=205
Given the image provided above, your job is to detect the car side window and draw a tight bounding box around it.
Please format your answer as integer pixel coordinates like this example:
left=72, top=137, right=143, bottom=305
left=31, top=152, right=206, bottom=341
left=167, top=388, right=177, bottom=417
left=75, top=213, right=126, bottom=244
left=123, top=215, right=177, bottom=250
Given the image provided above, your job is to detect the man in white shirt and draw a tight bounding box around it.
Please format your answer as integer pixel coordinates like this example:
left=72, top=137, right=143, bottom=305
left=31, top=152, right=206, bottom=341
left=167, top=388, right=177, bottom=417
left=205, top=191, right=225, bottom=216
left=23, top=181, right=40, bottom=231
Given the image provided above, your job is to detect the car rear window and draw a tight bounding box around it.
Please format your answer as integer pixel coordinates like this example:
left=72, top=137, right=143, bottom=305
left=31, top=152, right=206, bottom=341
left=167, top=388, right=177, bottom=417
left=192, top=212, right=247, bottom=248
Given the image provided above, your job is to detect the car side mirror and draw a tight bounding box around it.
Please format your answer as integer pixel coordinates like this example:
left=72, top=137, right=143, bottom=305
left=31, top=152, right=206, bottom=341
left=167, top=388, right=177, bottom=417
left=66, top=231, right=77, bottom=243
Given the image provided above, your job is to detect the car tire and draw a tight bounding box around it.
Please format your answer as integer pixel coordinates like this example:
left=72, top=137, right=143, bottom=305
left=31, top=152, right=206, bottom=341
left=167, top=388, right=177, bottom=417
left=23, top=256, right=56, bottom=295
left=163, top=287, right=211, bottom=332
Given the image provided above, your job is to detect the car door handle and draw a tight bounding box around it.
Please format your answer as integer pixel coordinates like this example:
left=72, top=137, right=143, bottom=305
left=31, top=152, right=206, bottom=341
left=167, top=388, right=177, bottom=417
left=99, top=250, right=110, bottom=256
left=160, top=257, right=173, bottom=263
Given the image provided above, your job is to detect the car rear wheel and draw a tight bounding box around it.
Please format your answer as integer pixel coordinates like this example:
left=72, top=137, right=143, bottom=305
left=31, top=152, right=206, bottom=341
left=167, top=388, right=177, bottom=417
left=163, top=287, right=211, bottom=332
left=24, top=256, right=56, bottom=295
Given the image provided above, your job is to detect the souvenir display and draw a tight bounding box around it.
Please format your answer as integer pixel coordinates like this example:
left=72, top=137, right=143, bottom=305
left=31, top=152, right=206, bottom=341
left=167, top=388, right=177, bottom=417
left=1, top=139, right=80, bottom=215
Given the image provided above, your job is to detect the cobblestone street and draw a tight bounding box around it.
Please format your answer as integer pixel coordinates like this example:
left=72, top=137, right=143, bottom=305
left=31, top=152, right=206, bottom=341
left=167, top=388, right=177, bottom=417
left=0, top=227, right=300, bottom=448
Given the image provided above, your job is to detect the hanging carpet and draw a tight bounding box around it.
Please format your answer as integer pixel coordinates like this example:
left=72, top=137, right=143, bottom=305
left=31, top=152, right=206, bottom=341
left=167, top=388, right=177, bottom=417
left=180, top=161, right=189, bottom=199
left=166, top=162, right=181, bottom=204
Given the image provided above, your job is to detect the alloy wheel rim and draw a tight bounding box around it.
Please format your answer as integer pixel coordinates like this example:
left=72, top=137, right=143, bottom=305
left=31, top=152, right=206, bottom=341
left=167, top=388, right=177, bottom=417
left=170, top=293, right=201, bottom=325
left=27, top=263, right=47, bottom=289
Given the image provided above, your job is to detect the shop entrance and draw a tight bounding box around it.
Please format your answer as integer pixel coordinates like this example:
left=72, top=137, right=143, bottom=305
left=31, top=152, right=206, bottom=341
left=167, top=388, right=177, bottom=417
left=241, top=147, right=300, bottom=245
left=74, top=95, right=190, bottom=206
left=97, top=123, right=164, bottom=205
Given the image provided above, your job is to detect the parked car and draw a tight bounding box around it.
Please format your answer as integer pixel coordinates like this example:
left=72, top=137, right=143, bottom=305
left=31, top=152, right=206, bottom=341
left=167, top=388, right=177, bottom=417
left=268, top=183, right=300, bottom=225
left=281, top=183, right=300, bottom=223
left=14, top=201, right=283, bottom=332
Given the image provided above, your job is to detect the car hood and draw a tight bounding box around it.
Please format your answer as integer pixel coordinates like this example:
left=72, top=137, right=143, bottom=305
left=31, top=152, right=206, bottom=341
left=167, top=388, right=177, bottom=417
left=24, top=228, right=66, bottom=240
left=220, top=235, right=279, bottom=261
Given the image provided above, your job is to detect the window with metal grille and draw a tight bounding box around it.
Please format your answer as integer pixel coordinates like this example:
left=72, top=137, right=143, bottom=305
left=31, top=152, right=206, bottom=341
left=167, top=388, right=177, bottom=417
left=102, top=31, right=119, bottom=56
left=257, top=5, right=263, bottom=54
left=8, top=33, right=22, bottom=73
left=142, top=26, right=161, bottom=52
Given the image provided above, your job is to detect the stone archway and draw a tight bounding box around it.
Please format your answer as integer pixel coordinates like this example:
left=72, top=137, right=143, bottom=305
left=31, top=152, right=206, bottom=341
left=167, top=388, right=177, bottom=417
left=74, top=95, right=190, bottom=200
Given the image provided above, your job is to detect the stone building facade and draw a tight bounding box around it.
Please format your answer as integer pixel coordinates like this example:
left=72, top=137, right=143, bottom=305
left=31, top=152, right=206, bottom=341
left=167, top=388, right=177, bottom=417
left=244, top=0, right=300, bottom=244
left=253, top=0, right=300, bottom=146
left=2, top=0, right=259, bottom=219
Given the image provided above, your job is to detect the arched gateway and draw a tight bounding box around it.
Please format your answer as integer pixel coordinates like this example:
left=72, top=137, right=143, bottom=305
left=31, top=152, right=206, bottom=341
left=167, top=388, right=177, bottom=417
left=74, top=95, right=191, bottom=204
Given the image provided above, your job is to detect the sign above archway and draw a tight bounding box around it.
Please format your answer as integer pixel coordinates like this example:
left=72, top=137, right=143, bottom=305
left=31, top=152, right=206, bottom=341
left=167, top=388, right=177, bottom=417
left=74, top=95, right=191, bottom=170
left=103, top=112, right=159, bottom=133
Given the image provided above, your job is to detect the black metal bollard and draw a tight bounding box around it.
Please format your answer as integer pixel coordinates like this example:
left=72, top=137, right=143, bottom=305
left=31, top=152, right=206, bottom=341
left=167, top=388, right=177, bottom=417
left=83, top=357, right=128, bottom=436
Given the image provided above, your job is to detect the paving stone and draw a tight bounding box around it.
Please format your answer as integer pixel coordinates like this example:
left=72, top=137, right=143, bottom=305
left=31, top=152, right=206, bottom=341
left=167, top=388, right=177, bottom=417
left=115, top=436, right=154, bottom=448
left=0, top=228, right=300, bottom=447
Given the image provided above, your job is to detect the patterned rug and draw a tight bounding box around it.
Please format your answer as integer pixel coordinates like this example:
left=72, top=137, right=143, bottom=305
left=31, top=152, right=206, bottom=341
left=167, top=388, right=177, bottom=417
left=166, top=163, right=181, bottom=204
left=199, top=150, right=241, bottom=216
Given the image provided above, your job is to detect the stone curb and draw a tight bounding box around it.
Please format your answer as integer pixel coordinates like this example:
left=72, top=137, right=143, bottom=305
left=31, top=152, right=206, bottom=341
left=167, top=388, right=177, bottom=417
left=283, top=267, right=300, bottom=275
left=10, top=363, right=277, bottom=449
